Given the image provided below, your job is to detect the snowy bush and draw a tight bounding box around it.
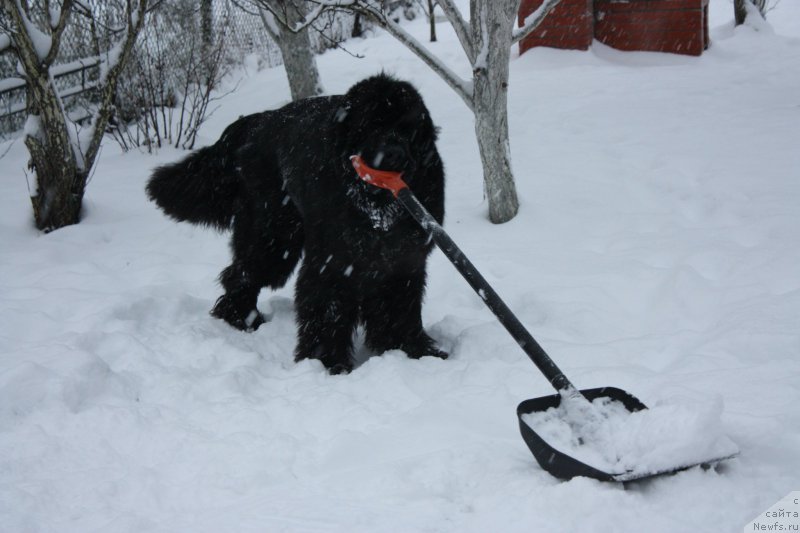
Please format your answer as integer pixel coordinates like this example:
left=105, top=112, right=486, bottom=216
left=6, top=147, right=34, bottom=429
left=111, top=1, right=237, bottom=151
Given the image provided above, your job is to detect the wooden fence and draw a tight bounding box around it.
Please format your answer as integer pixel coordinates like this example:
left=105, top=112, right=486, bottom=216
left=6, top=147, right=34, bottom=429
left=0, top=57, right=101, bottom=140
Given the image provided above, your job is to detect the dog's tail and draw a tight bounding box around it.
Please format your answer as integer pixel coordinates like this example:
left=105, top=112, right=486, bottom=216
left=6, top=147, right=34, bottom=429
left=146, top=122, right=247, bottom=230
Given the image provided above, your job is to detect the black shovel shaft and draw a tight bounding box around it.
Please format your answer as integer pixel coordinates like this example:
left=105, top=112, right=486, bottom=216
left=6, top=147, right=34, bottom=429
left=397, top=188, right=574, bottom=392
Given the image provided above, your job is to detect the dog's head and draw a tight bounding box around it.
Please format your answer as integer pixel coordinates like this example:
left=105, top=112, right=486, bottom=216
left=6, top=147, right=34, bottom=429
left=334, top=74, right=440, bottom=230
left=336, top=74, right=439, bottom=186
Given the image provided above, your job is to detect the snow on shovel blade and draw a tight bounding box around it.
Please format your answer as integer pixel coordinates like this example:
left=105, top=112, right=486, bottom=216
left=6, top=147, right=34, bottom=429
left=517, top=387, right=740, bottom=482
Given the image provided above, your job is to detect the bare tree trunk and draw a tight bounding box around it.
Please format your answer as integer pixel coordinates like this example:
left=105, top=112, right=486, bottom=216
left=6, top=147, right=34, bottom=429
left=259, top=3, right=323, bottom=101
left=734, top=0, right=747, bottom=25
left=26, top=149, right=86, bottom=231
left=734, top=0, right=767, bottom=26
left=352, top=13, right=364, bottom=37
left=24, top=91, right=85, bottom=230
left=200, top=0, right=214, bottom=76
left=428, top=0, right=437, bottom=42
left=275, top=26, right=323, bottom=100
left=471, top=0, right=519, bottom=224
left=3, top=0, right=83, bottom=230
left=24, top=103, right=86, bottom=230
left=201, top=0, right=213, bottom=51
left=2, top=0, right=148, bottom=231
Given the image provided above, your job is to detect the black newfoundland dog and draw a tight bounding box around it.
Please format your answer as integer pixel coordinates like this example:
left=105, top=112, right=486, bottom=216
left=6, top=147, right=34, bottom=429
left=147, top=74, right=448, bottom=374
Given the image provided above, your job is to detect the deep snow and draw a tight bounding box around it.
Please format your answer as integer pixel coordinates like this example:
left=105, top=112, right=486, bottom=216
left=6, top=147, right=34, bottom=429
left=1, top=1, right=799, bottom=531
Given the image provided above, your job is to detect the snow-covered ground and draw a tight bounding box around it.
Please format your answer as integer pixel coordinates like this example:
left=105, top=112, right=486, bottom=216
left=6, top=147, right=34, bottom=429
left=2, top=2, right=799, bottom=531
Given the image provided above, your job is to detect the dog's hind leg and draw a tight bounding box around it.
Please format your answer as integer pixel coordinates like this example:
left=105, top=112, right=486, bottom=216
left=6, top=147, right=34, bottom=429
left=211, top=195, right=303, bottom=331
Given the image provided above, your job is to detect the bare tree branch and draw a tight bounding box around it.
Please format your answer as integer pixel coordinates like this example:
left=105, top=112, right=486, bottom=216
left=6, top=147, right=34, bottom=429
left=511, top=0, right=562, bottom=45
left=435, top=0, right=475, bottom=62
left=250, top=0, right=334, bottom=34
left=72, top=0, right=91, bottom=13
left=253, top=0, right=474, bottom=109
left=2, top=0, right=49, bottom=69
left=42, top=0, right=73, bottom=67
left=361, top=3, right=474, bottom=110
left=82, top=0, right=148, bottom=166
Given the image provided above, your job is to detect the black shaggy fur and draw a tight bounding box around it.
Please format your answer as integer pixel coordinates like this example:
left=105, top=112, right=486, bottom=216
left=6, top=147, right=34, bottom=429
left=147, top=74, right=447, bottom=374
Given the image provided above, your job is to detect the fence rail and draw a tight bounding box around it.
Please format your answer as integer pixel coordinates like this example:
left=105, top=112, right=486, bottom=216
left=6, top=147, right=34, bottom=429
left=0, top=58, right=102, bottom=139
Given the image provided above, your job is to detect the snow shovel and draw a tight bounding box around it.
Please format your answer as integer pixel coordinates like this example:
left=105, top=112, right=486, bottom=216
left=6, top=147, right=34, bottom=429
left=351, top=155, right=738, bottom=482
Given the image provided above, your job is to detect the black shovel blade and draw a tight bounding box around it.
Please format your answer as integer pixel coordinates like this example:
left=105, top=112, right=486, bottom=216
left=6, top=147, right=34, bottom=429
left=516, top=387, right=738, bottom=482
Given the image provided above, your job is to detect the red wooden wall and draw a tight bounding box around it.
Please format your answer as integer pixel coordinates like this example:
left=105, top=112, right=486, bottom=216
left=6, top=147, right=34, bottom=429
left=519, top=0, right=594, bottom=54
left=595, top=0, right=709, bottom=56
left=519, top=0, right=710, bottom=57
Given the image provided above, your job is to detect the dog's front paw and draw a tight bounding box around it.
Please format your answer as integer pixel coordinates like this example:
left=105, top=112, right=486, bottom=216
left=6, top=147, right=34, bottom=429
left=326, top=361, right=354, bottom=375
left=409, top=347, right=449, bottom=360
left=242, top=310, right=266, bottom=332
left=295, top=347, right=354, bottom=375
left=211, top=296, right=265, bottom=332
left=424, top=347, right=449, bottom=360
left=403, top=335, right=449, bottom=361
